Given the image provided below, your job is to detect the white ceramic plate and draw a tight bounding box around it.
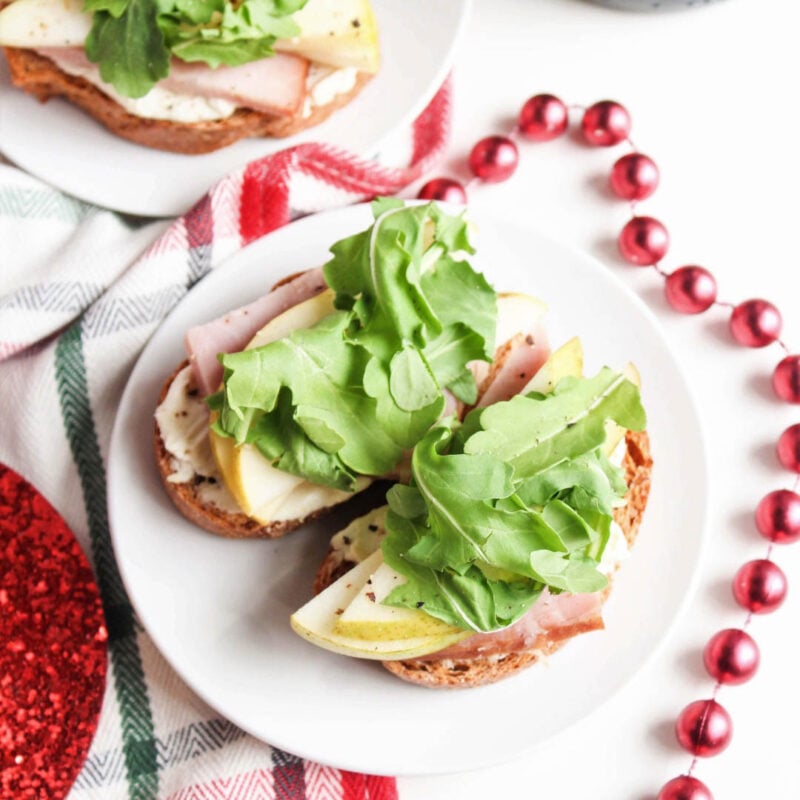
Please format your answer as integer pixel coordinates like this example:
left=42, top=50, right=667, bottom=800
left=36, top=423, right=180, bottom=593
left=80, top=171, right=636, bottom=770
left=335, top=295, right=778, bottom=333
left=0, top=0, right=469, bottom=217
left=108, top=204, right=708, bottom=776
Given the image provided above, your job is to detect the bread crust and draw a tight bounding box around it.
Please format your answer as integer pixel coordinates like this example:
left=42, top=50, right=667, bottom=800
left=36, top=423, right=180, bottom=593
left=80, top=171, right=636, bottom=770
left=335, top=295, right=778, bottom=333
left=154, top=361, right=328, bottom=538
left=313, top=429, right=653, bottom=688
left=4, top=47, right=373, bottom=154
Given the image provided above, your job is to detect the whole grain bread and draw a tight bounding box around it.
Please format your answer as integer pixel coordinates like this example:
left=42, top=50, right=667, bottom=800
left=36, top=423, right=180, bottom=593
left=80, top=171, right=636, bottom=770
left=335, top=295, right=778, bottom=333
left=4, top=47, right=373, bottom=154
left=313, top=428, right=653, bottom=688
left=154, top=361, right=331, bottom=538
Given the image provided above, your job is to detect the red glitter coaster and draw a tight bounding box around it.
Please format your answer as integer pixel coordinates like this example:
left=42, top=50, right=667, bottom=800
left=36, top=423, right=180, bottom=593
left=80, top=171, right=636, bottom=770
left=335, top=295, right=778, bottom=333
left=0, top=465, right=108, bottom=800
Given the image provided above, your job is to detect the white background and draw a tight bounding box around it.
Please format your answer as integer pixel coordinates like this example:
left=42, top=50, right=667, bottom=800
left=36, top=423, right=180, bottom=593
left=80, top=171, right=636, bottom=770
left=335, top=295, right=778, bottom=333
left=399, top=1, right=800, bottom=798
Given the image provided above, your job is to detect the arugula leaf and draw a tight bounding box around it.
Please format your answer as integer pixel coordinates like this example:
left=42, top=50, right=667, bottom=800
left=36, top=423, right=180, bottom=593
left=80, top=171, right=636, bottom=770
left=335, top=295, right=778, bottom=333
left=380, top=369, right=644, bottom=632
left=85, top=0, right=170, bottom=98
left=84, top=0, right=307, bottom=97
left=213, top=201, right=493, bottom=490
left=464, top=369, right=646, bottom=475
left=323, top=201, right=495, bottom=400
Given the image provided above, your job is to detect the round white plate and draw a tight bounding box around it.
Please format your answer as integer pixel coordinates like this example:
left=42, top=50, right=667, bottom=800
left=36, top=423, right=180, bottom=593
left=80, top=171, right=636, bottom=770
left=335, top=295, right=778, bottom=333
left=108, top=203, right=708, bottom=776
left=0, top=0, right=469, bottom=217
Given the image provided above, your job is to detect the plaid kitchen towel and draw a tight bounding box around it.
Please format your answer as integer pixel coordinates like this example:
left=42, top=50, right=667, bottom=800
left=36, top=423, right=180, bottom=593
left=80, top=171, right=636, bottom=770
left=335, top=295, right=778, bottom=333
left=0, top=78, right=451, bottom=800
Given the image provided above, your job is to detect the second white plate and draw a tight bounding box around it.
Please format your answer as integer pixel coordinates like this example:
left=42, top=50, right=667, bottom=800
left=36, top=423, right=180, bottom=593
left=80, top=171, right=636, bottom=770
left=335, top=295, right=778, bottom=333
left=0, top=0, right=469, bottom=217
left=108, top=203, right=708, bottom=776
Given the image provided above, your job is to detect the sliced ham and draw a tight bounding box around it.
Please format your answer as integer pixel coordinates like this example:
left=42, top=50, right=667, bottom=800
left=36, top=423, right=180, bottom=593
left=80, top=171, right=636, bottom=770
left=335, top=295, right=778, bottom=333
left=162, top=54, right=308, bottom=117
left=186, top=268, right=327, bottom=396
left=420, top=588, right=605, bottom=661
left=35, top=47, right=309, bottom=117
left=475, top=329, right=550, bottom=408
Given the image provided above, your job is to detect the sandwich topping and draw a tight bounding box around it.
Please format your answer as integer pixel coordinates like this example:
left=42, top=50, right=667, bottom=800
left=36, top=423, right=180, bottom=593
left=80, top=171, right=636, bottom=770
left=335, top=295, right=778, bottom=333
left=210, top=199, right=497, bottom=492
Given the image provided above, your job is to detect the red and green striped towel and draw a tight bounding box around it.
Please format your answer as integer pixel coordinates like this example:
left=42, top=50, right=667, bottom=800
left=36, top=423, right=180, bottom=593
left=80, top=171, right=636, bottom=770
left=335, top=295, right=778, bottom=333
left=0, top=79, right=450, bottom=800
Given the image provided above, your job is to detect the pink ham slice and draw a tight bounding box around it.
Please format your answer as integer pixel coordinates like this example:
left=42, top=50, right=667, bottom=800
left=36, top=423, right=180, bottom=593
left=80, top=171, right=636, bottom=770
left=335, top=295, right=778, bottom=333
left=420, top=588, right=605, bottom=661
left=162, top=54, right=308, bottom=117
left=36, top=48, right=309, bottom=117
left=186, top=268, right=327, bottom=396
left=476, top=329, right=550, bottom=409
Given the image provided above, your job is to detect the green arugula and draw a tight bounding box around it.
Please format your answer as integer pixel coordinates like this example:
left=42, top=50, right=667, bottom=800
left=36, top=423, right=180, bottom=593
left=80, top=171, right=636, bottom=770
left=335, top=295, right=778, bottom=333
left=380, top=370, right=646, bottom=633
left=83, top=0, right=308, bottom=98
left=211, top=201, right=496, bottom=492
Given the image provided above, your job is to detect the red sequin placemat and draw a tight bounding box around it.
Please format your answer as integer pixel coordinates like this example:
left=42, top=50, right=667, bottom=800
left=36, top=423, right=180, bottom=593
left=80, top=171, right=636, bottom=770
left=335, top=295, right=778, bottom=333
left=0, top=465, right=107, bottom=799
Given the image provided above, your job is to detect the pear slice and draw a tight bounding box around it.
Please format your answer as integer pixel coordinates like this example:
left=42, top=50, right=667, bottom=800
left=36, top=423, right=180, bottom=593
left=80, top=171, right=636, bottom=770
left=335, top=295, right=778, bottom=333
left=278, top=0, right=380, bottom=73
left=291, top=549, right=471, bottom=659
left=335, top=562, right=466, bottom=641
left=522, top=336, right=583, bottom=395
left=0, top=0, right=90, bottom=47
left=210, top=288, right=367, bottom=524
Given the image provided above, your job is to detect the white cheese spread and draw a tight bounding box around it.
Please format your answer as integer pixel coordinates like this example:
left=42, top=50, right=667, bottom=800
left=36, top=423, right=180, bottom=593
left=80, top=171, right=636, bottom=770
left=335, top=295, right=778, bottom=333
left=154, top=365, right=239, bottom=514
left=302, top=64, right=359, bottom=118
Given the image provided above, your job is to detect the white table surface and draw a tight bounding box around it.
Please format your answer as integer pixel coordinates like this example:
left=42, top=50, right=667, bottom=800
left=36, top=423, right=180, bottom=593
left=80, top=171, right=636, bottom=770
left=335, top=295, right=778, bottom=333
left=398, top=1, right=800, bottom=798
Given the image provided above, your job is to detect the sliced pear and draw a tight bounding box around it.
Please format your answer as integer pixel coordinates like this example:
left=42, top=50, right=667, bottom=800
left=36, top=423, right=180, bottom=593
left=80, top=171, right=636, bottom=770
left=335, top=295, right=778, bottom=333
left=209, top=288, right=366, bottom=524
left=335, top=562, right=465, bottom=641
left=0, top=0, right=90, bottom=48
left=291, top=549, right=471, bottom=659
left=522, top=336, right=583, bottom=395
left=245, top=288, right=335, bottom=350
left=278, top=0, right=380, bottom=73
left=330, top=504, right=387, bottom=563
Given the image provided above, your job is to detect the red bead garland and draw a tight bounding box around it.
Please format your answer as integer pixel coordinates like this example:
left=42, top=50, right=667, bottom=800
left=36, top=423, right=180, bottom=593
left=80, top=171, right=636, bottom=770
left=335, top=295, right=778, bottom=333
left=729, top=299, right=782, bottom=347
left=581, top=100, right=632, bottom=146
left=675, top=699, right=733, bottom=757
left=468, top=136, right=519, bottom=183
left=657, top=775, right=714, bottom=800
left=755, top=489, right=800, bottom=544
left=772, top=354, right=800, bottom=403
left=417, top=178, right=468, bottom=204
left=416, top=92, right=797, bottom=798
left=664, top=266, right=718, bottom=314
left=703, top=629, right=760, bottom=685
left=732, top=559, right=787, bottom=613
left=610, top=153, right=660, bottom=200
left=777, top=424, right=800, bottom=472
left=618, top=216, right=670, bottom=266
left=518, top=94, right=568, bottom=141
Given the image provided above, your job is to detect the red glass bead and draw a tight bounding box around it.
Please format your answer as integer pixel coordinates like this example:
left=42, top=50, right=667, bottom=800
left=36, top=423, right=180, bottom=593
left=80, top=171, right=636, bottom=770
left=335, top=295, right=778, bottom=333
left=581, top=100, right=631, bottom=146
left=518, top=94, right=568, bottom=141
left=729, top=299, right=782, bottom=347
left=417, top=178, right=467, bottom=204
left=777, top=424, right=800, bottom=472
left=772, top=354, right=800, bottom=403
left=610, top=152, right=660, bottom=200
left=664, top=266, right=717, bottom=314
left=675, top=699, right=733, bottom=757
left=755, top=489, right=800, bottom=544
left=657, top=775, right=714, bottom=800
left=703, top=629, right=759, bottom=685
left=618, top=216, right=669, bottom=265
left=733, top=559, right=787, bottom=613
left=468, top=136, right=519, bottom=183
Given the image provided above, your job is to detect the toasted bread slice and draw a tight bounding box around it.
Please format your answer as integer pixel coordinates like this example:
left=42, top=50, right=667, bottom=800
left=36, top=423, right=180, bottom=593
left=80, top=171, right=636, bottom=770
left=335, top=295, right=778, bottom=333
left=312, top=428, right=653, bottom=688
left=154, top=361, right=339, bottom=538
left=3, top=47, right=373, bottom=154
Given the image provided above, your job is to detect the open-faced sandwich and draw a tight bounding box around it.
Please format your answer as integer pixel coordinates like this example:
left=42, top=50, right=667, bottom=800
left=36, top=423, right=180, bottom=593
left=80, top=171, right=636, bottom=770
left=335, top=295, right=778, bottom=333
left=0, top=0, right=379, bottom=153
left=154, top=199, right=652, bottom=688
